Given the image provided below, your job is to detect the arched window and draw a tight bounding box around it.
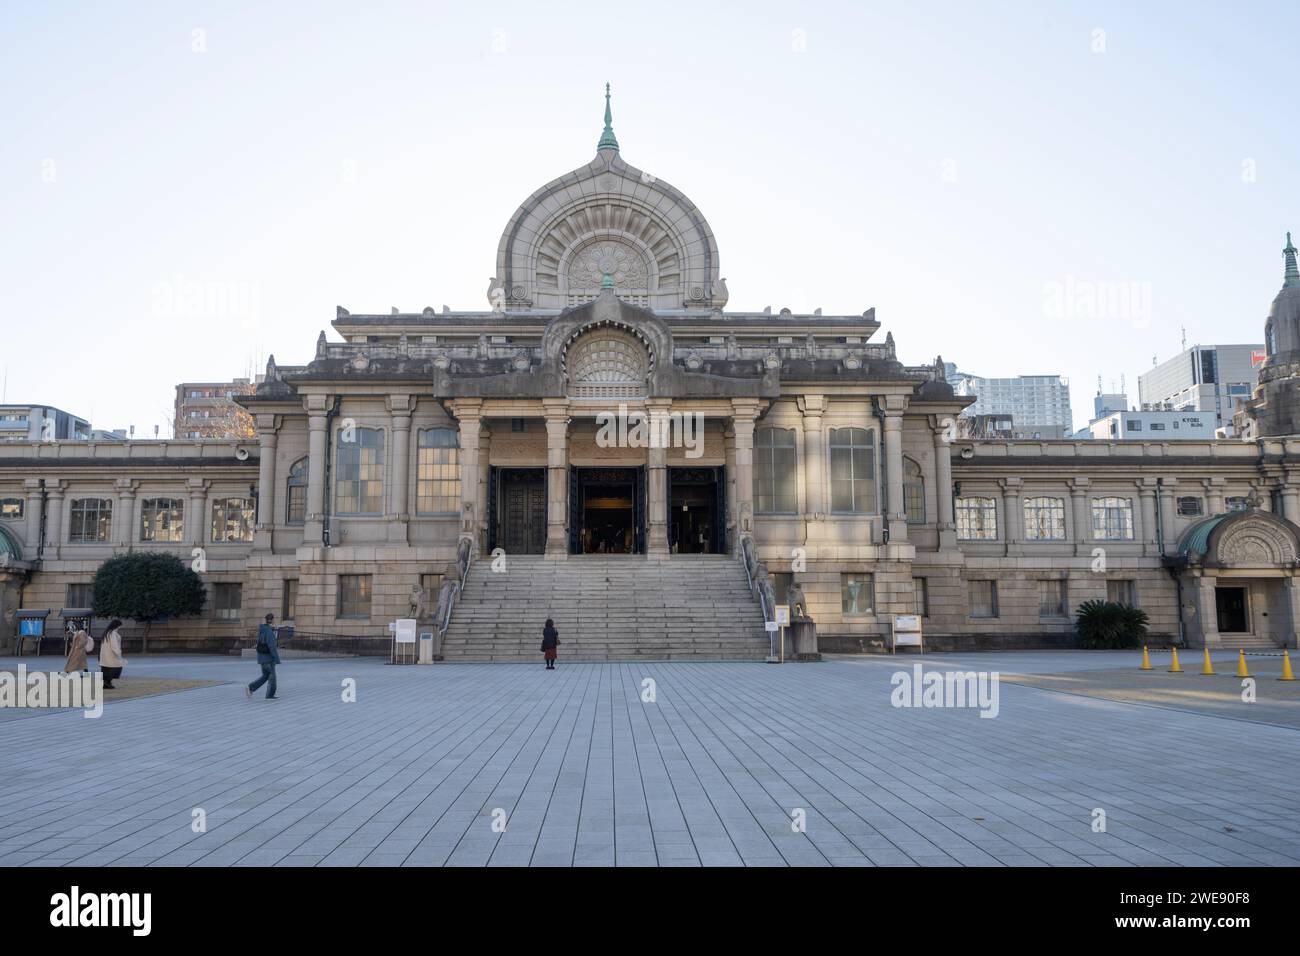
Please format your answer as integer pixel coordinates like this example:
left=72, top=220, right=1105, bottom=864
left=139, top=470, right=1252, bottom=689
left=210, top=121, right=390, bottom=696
left=903, top=457, right=925, bottom=524
left=285, top=457, right=308, bottom=525
left=140, top=498, right=184, bottom=542
left=416, top=428, right=460, bottom=514
left=69, top=498, right=112, bottom=543
left=755, top=427, right=797, bottom=514
left=211, top=498, right=255, bottom=542
left=336, top=427, right=384, bottom=515
left=1023, top=496, right=1066, bottom=540
left=828, top=427, right=876, bottom=513
left=1091, top=496, right=1134, bottom=540
left=565, top=327, right=649, bottom=399
left=955, top=496, right=998, bottom=540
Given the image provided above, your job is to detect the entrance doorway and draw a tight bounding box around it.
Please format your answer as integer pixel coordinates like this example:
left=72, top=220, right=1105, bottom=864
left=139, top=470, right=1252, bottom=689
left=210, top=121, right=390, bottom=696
left=569, top=468, right=644, bottom=554
left=669, top=467, right=724, bottom=554
left=1215, top=586, right=1249, bottom=633
left=490, top=468, right=546, bottom=554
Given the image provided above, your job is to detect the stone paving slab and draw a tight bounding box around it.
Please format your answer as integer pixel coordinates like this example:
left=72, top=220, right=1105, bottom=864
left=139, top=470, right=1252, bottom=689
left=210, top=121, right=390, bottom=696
left=0, top=653, right=1297, bottom=867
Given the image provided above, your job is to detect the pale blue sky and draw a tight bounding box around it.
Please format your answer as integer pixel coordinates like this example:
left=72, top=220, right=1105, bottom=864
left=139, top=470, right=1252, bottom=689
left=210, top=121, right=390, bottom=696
left=1, top=1, right=1294, bottom=434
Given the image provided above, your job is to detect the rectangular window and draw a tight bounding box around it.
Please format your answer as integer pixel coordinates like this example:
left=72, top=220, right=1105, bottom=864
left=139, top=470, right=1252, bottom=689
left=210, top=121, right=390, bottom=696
left=336, top=428, right=385, bottom=515
left=211, top=497, right=255, bottom=542
left=1091, top=496, right=1134, bottom=540
left=841, top=573, right=874, bottom=615
left=0, top=498, right=23, bottom=519
left=416, top=428, right=461, bottom=514
left=969, top=580, right=999, bottom=618
left=956, top=496, right=998, bottom=540
left=755, top=427, right=797, bottom=514
left=1107, top=579, right=1137, bottom=607
left=282, top=579, right=298, bottom=621
left=1177, top=497, right=1204, bottom=518
left=212, top=583, right=242, bottom=621
left=69, top=498, right=113, bottom=543
left=1022, top=497, right=1065, bottom=541
left=828, top=428, right=877, bottom=513
left=140, top=498, right=184, bottom=542
left=66, top=583, right=94, bottom=608
left=1038, top=579, right=1067, bottom=618
left=338, top=574, right=372, bottom=619
left=911, top=577, right=929, bottom=617
left=1225, top=496, right=1249, bottom=512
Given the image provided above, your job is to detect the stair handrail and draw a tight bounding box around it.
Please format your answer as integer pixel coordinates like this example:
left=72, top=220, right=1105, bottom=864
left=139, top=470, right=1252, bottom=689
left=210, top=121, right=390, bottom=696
left=437, top=535, right=475, bottom=639
left=740, top=534, right=774, bottom=624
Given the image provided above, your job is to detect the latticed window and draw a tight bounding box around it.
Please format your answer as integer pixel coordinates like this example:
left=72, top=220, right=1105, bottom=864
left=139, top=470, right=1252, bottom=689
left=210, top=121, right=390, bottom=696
left=212, top=583, right=242, bottom=620
left=338, top=574, right=372, bottom=619
left=285, top=457, right=308, bottom=524
left=754, top=427, right=797, bottom=514
left=69, top=498, right=112, bottom=543
left=841, top=573, right=874, bottom=615
left=828, top=427, right=876, bottom=513
left=0, top=498, right=23, bottom=519
left=417, top=428, right=460, bottom=514
left=336, top=428, right=384, bottom=514
left=903, top=457, right=925, bottom=524
left=141, top=498, right=184, bottom=542
left=1091, top=496, right=1134, bottom=540
left=1023, top=496, right=1066, bottom=540
left=955, top=496, right=998, bottom=540
left=1038, top=579, right=1067, bottom=617
left=969, top=580, right=999, bottom=618
left=565, top=328, right=648, bottom=399
left=211, top=497, right=254, bottom=542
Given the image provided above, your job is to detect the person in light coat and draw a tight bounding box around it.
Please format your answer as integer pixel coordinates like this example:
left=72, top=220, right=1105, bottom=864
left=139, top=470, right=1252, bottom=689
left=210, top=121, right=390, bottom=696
left=99, top=620, right=127, bottom=688
left=63, top=628, right=93, bottom=674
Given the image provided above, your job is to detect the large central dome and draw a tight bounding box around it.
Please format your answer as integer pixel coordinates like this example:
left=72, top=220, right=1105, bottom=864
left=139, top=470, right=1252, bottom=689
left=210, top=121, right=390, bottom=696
left=492, top=86, right=726, bottom=312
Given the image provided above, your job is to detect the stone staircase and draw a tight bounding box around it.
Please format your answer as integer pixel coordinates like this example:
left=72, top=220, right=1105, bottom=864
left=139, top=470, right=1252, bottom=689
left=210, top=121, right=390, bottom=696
left=439, top=554, right=769, bottom=662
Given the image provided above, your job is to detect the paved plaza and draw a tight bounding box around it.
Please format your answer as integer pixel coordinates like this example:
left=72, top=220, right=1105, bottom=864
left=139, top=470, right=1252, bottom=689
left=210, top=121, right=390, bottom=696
left=1, top=650, right=1298, bottom=867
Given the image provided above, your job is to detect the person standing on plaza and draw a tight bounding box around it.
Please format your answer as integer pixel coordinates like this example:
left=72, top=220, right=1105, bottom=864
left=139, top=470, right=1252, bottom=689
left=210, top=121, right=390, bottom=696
left=63, top=627, right=93, bottom=674
left=541, top=618, right=560, bottom=670
left=245, top=613, right=281, bottom=700
left=99, top=620, right=126, bottom=688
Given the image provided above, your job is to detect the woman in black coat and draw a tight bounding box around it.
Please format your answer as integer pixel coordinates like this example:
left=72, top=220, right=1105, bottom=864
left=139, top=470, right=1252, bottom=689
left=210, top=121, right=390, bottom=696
left=541, top=619, right=560, bottom=669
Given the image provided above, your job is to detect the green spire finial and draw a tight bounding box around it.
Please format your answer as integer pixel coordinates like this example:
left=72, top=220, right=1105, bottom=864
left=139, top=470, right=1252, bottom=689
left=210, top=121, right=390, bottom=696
left=598, top=82, right=619, bottom=152
left=601, top=272, right=614, bottom=289
left=1285, top=231, right=1299, bottom=288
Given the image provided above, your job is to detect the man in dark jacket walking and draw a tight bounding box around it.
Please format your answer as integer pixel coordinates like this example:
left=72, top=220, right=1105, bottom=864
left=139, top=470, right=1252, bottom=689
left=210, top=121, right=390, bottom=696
left=245, top=613, right=282, bottom=700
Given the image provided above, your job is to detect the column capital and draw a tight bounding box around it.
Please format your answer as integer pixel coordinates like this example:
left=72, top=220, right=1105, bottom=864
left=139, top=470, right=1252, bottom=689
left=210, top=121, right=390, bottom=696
left=254, top=413, right=282, bottom=434
left=998, top=477, right=1023, bottom=492
left=114, top=477, right=138, bottom=493
left=796, top=394, right=826, bottom=416
left=730, top=398, right=763, bottom=422
left=449, top=398, right=484, bottom=420
left=43, top=479, right=66, bottom=497
left=1070, top=477, right=1091, bottom=492
left=385, top=394, right=415, bottom=416
left=23, top=477, right=43, bottom=493
left=878, top=393, right=909, bottom=415
left=303, top=393, right=332, bottom=414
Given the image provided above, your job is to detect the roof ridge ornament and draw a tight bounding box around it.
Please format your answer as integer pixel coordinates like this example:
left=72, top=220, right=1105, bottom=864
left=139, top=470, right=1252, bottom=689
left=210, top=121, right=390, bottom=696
left=1285, top=231, right=1299, bottom=289
left=597, top=82, right=619, bottom=153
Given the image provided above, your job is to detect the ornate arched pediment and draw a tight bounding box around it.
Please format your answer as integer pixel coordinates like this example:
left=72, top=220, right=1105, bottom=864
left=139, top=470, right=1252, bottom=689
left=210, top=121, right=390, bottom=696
left=563, top=325, right=651, bottom=400
left=1197, top=510, right=1300, bottom=568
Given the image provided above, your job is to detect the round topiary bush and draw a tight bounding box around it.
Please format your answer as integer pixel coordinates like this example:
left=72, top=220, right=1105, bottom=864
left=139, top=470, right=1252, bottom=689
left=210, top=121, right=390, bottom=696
left=92, top=551, right=207, bottom=652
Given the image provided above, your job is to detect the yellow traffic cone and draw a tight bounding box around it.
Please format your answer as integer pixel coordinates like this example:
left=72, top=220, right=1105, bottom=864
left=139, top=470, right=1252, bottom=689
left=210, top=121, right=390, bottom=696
left=1236, top=650, right=1250, bottom=679
left=1140, top=646, right=1152, bottom=671
left=1200, top=648, right=1215, bottom=676
left=1280, top=650, right=1296, bottom=682
left=1169, top=647, right=1183, bottom=673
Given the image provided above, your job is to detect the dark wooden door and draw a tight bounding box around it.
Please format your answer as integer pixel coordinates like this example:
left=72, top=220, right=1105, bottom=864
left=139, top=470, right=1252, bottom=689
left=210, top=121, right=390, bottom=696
left=500, top=470, right=546, bottom=554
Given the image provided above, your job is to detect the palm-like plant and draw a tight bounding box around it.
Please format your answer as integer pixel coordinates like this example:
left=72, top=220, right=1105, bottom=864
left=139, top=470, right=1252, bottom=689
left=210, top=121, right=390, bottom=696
left=1076, top=599, right=1149, bottom=649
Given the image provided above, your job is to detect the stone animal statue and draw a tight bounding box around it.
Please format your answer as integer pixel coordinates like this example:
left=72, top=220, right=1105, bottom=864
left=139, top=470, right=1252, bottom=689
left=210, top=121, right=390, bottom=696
left=787, top=579, right=810, bottom=621
left=407, top=584, right=427, bottom=620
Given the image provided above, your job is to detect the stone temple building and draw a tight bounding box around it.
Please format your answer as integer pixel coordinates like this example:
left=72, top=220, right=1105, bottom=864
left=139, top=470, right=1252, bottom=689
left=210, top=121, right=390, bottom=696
left=2, top=93, right=1299, bottom=656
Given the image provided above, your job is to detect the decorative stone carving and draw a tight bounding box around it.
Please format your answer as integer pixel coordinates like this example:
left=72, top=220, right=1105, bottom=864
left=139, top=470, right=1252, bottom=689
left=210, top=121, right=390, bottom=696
left=408, top=584, right=427, bottom=620
left=565, top=327, right=649, bottom=399
left=569, top=240, right=648, bottom=290
left=787, top=579, right=811, bottom=621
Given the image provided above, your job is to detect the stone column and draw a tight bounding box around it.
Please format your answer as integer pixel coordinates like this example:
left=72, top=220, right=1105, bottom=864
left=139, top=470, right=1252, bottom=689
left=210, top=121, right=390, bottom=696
left=723, top=424, right=737, bottom=554
left=543, top=400, right=571, bottom=557
left=22, top=478, right=43, bottom=557
left=186, top=478, right=208, bottom=547
left=1199, top=576, right=1221, bottom=648
left=798, top=395, right=825, bottom=542
left=386, top=396, right=412, bottom=544
left=1204, top=477, right=1225, bottom=516
left=646, top=398, right=671, bottom=557
left=932, top=418, right=956, bottom=549
left=731, top=400, right=761, bottom=552
left=1284, top=479, right=1300, bottom=525
left=1138, top=478, right=1158, bottom=556
left=304, top=395, right=329, bottom=542
left=253, top=414, right=280, bottom=550
left=1070, top=477, right=1091, bottom=557
left=478, top=426, right=492, bottom=544
left=999, top=477, right=1021, bottom=554
left=43, top=480, right=64, bottom=559
left=454, top=400, right=483, bottom=549
left=1285, top=576, right=1300, bottom=649
left=114, top=478, right=137, bottom=550
left=1158, top=478, right=1179, bottom=553
left=881, top=395, right=908, bottom=543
